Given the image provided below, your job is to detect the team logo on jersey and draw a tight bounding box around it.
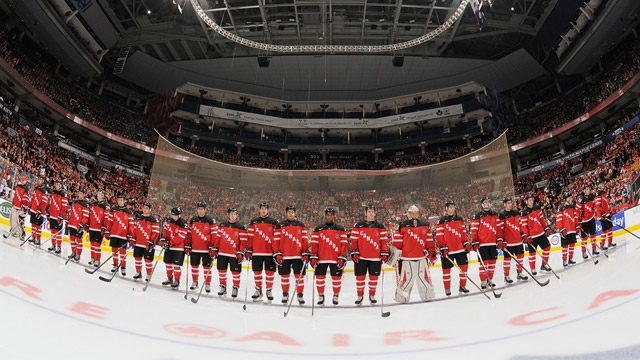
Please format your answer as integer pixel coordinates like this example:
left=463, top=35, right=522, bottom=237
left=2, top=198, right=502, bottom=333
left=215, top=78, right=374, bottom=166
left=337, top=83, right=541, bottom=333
left=335, top=234, right=339, bottom=239
left=297, top=229, right=301, bottom=235
left=234, top=231, right=238, bottom=237
left=204, top=225, right=209, bottom=231
left=422, top=229, right=426, bottom=235
left=146, top=224, right=151, bottom=230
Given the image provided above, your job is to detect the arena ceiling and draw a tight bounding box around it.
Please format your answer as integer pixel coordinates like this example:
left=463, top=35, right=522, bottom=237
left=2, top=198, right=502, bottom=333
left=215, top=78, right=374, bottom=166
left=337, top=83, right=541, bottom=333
left=105, top=0, right=556, bottom=61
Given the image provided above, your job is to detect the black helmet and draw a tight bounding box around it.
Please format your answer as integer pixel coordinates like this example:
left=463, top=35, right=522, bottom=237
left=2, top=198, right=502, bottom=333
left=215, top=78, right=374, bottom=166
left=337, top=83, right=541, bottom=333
left=227, top=207, right=238, bottom=214
left=196, top=201, right=207, bottom=209
left=171, top=207, right=182, bottom=216
left=564, top=192, right=573, bottom=199
left=116, top=193, right=126, bottom=200
left=324, top=207, right=336, bottom=215
left=143, top=202, right=152, bottom=208
left=526, top=194, right=536, bottom=200
left=503, top=197, right=512, bottom=203
left=285, top=205, right=296, bottom=212
left=480, top=196, right=490, bottom=203
left=445, top=200, right=456, bottom=208
left=258, top=202, right=269, bottom=209
left=365, top=204, right=376, bottom=212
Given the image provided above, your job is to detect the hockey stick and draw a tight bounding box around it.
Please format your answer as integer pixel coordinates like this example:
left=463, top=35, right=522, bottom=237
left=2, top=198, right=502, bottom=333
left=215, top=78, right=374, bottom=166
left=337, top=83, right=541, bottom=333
left=284, top=260, right=308, bottom=317
left=532, top=250, right=561, bottom=279
left=34, top=228, right=65, bottom=253
left=191, top=280, right=207, bottom=304
left=311, top=270, right=316, bottom=317
left=380, top=265, right=391, bottom=317
left=443, top=254, right=491, bottom=300
left=19, top=234, right=34, bottom=247
left=184, top=254, right=190, bottom=300
left=592, top=242, right=609, bottom=258
left=583, top=245, right=599, bottom=265
left=133, top=247, right=164, bottom=292
left=615, top=221, right=640, bottom=241
left=85, top=252, right=116, bottom=274
left=98, top=247, right=130, bottom=282
left=475, top=250, right=502, bottom=298
left=503, top=248, right=550, bottom=286
left=243, top=259, right=251, bottom=311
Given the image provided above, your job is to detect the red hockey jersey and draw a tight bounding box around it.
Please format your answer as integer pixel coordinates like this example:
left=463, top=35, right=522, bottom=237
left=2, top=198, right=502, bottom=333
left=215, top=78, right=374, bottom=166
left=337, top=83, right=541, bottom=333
left=556, top=204, right=579, bottom=235
left=436, top=215, right=467, bottom=255
left=498, top=210, right=522, bottom=245
left=247, top=216, right=279, bottom=256
left=393, top=218, right=435, bottom=260
left=48, top=189, right=68, bottom=220
left=162, top=218, right=188, bottom=250
left=216, top=220, right=248, bottom=258
left=595, top=191, right=610, bottom=219
left=68, top=199, right=90, bottom=231
left=274, top=219, right=309, bottom=259
left=88, top=201, right=109, bottom=232
left=12, top=183, right=30, bottom=210
left=105, top=205, right=134, bottom=240
left=29, top=185, right=48, bottom=214
left=520, top=205, right=548, bottom=238
left=350, top=220, right=388, bottom=261
left=187, top=215, right=218, bottom=253
left=576, top=194, right=596, bottom=222
left=311, top=222, right=348, bottom=263
left=471, top=210, right=499, bottom=246
left=132, top=215, right=160, bottom=248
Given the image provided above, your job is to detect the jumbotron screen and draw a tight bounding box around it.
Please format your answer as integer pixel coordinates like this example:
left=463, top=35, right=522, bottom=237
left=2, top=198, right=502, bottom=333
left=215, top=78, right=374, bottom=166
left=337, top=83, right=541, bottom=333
left=147, top=132, right=515, bottom=233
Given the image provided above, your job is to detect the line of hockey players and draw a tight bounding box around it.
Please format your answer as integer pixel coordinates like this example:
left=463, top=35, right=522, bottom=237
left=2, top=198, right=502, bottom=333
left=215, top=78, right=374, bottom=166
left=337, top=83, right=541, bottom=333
left=3, top=176, right=617, bottom=305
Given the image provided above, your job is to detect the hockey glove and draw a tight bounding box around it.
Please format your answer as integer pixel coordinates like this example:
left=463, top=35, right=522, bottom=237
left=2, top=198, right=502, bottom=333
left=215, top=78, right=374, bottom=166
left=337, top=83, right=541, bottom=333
left=560, top=229, right=566, bottom=237
left=545, top=227, right=551, bottom=236
left=244, top=249, right=253, bottom=261
left=439, top=245, right=449, bottom=259
left=496, top=238, right=505, bottom=250
left=463, top=241, right=471, bottom=253
left=380, top=251, right=389, bottom=263
left=164, top=240, right=171, bottom=251
left=184, top=245, right=192, bottom=256
left=104, top=231, right=110, bottom=240
left=236, top=251, right=244, bottom=263
left=210, top=247, right=218, bottom=258
left=147, top=240, right=154, bottom=252
left=350, top=251, right=360, bottom=263
left=472, top=241, right=480, bottom=252
left=128, top=240, right=135, bottom=249
left=310, top=256, right=319, bottom=269
left=273, top=251, right=283, bottom=266
left=337, top=256, right=347, bottom=270
left=301, top=252, right=310, bottom=263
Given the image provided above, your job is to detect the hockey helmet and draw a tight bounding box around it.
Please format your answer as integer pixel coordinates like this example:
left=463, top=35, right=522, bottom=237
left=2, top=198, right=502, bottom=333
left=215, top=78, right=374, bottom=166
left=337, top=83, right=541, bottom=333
left=116, top=193, right=126, bottom=200
left=563, top=192, right=573, bottom=199
left=503, top=197, right=513, bottom=203
left=365, top=204, right=376, bottom=212
left=525, top=194, right=536, bottom=201
left=196, top=201, right=207, bottom=209
left=227, top=207, right=238, bottom=214
left=171, top=207, right=182, bottom=216
left=258, top=202, right=270, bottom=209
left=445, top=200, right=456, bottom=208
left=285, top=204, right=296, bottom=212
left=324, top=207, right=336, bottom=215
left=143, top=202, right=152, bottom=209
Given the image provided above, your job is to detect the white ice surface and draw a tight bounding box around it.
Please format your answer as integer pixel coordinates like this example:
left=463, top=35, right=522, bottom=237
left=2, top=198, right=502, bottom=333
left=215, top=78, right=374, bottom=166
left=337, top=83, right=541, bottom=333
left=1, top=225, right=640, bottom=360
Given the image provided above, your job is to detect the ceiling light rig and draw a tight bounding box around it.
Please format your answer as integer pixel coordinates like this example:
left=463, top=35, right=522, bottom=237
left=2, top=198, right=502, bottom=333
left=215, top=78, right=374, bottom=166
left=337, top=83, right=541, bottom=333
left=189, top=0, right=470, bottom=53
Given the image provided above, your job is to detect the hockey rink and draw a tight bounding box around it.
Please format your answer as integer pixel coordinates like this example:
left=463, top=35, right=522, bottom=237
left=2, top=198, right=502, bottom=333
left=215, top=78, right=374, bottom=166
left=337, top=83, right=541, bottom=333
left=1, top=224, right=640, bottom=359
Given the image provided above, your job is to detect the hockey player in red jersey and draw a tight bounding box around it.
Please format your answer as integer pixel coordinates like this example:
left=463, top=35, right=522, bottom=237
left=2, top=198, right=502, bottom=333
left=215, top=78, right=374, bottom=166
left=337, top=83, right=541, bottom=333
left=4, top=175, right=29, bottom=240
left=187, top=202, right=218, bottom=294
left=213, top=208, right=247, bottom=298
left=47, top=180, right=68, bottom=254
left=273, top=205, right=309, bottom=304
left=28, top=177, right=48, bottom=245
left=557, top=192, right=579, bottom=267
left=521, top=194, right=552, bottom=275
left=498, top=197, right=528, bottom=283
left=310, top=207, right=348, bottom=305
left=104, top=193, right=134, bottom=276
left=88, top=190, right=109, bottom=266
left=131, top=202, right=160, bottom=281
left=577, top=185, right=599, bottom=258
left=67, top=187, right=90, bottom=262
left=471, top=196, right=500, bottom=289
left=392, top=205, right=436, bottom=303
left=351, top=205, right=389, bottom=305
left=161, top=207, right=188, bottom=289
left=595, top=182, right=615, bottom=250
left=436, top=200, right=470, bottom=296
left=246, top=202, right=280, bottom=301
